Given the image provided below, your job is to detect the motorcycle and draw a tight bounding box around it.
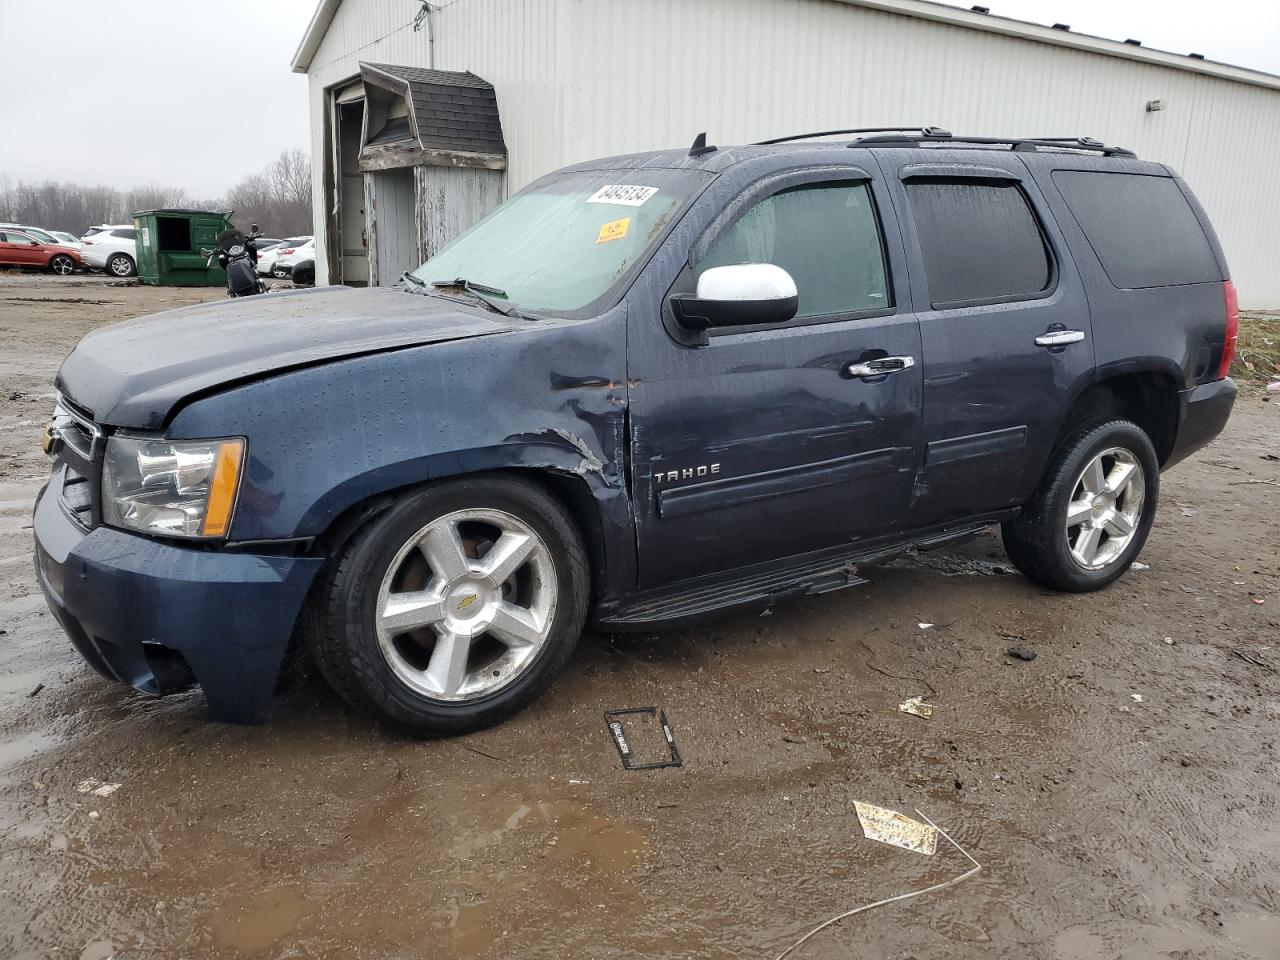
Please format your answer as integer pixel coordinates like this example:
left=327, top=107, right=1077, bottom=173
left=203, top=225, right=267, bottom=297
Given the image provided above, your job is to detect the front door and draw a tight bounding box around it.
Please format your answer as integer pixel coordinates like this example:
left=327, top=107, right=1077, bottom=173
left=874, top=151, right=1095, bottom=526
left=0, top=231, right=41, bottom=266
left=627, top=167, right=922, bottom=588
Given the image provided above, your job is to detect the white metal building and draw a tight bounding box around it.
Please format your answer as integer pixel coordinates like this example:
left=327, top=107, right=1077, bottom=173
left=293, top=0, right=1280, bottom=307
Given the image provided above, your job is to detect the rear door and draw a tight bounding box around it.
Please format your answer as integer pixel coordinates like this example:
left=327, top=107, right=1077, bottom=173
left=626, top=165, right=923, bottom=588
left=875, top=150, right=1095, bottom=525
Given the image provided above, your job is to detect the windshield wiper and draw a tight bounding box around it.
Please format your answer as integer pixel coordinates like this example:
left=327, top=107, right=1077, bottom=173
left=430, top=277, right=525, bottom=319
left=401, top=271, right=427, bottom=293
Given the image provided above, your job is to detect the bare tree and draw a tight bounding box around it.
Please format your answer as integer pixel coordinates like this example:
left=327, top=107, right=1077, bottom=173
left=0, top=148, right=312, bottom=237
left=226, top=149, right=313, bottom=236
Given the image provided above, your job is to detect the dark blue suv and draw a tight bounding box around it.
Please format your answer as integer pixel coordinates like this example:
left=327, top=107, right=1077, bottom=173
left=33, top=129, right=1238, bottom=735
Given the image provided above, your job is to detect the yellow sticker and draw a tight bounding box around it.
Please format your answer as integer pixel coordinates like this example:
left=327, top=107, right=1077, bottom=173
left=596, top=217, right=631, bottom=244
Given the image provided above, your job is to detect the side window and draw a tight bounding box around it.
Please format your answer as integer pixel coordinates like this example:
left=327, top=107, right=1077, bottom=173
left=1052, top=171, right=1221, bottom=289
left=113, top=228, right=137, bottom=240
left=694, top=181, right=889, bottom=319
left=906, top=180, right=1052, bottom=307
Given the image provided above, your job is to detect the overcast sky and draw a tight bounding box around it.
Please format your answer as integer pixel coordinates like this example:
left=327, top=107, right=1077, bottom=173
left=1, top=0, right=1277, bottom=198
left=0, top=0, right=314, bottom=198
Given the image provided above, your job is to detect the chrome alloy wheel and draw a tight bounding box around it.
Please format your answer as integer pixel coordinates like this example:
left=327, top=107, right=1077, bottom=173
left=374, top=508, right=557, bottom=702
left=1064, top=446, right=1145, bottom=570
left=50, top=256, right=74, bottom=275
left=109, top=256, right=132, bottom=276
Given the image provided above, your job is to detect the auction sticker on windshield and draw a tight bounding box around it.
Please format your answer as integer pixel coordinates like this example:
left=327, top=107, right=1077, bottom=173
left=587, top=184, right=659, bottom=206
left=596, top=217, right=631, bottom=243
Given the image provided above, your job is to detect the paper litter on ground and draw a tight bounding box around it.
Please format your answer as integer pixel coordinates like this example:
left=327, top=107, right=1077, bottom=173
left=854, top=801, right=938, bottom=855
left=898, top=696, right=934, bottom=719
left=75, top=778, right=121, bottom=798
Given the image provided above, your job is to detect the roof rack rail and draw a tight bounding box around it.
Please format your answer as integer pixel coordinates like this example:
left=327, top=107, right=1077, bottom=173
left=849, top=131, right=1136, bottom=157
left=754, top=126, right=951, bottom=145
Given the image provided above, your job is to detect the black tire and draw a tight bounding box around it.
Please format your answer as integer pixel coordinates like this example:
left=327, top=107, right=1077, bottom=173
left=48, top=255, right=75, bottom=275
left=306, top=476, right=589, bottom=736
left=1002, top=419, right=1159, bottom=592
left=106, top=253, right=135, bottom=277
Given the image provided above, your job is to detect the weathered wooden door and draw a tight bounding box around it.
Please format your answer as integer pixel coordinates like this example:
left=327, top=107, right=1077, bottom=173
left=366, top=167, right=418, bottom=286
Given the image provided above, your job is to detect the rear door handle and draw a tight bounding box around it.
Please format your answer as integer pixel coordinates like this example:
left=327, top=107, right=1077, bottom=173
left=844, top=356, right=915, bottom=379
left=1034, top=330, right=1086, bottom=347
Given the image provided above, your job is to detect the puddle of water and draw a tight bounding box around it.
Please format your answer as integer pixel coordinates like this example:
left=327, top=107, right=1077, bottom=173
left=1226, top=911, right=1280, bottom=957
left=450, top=901, right=495, bottom=958
left=208, top=886, right=315, bottom=952
left=78, top=942, right=115, bottom=960
left=543, top=802, right=648, bottom=871
left=0, top=728, right=62, bottom=779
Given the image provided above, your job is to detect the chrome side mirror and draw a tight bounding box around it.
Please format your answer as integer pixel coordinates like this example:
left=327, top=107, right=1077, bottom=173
left=670, top=263, right=799, bottom=331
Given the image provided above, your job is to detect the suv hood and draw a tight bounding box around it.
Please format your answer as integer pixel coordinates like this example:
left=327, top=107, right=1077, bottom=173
left=57, top=285, right=528, bottom=429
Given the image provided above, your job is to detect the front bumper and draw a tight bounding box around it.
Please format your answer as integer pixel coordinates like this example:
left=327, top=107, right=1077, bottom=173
left=32, top=481, right=324, bottom=724
left=1165, top=377, right=1237, bottom=470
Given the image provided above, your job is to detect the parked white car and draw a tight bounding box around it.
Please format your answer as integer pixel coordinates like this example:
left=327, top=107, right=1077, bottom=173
left=49, top=231, right=82, bottom=250
left=80, top=226, right=138, bottom=277
left=257, top=236, right=312, bottom=277
left=274, top=238, right=315, bottom=276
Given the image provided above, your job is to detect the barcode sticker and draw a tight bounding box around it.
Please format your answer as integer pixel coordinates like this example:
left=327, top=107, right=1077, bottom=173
left=587, top=184, right=659, bottom=207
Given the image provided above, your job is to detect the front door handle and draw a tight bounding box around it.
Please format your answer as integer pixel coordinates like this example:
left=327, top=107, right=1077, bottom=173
left=1034, top=329, right=1086, bottom=347
left=844, top=356, right=916, bottom=379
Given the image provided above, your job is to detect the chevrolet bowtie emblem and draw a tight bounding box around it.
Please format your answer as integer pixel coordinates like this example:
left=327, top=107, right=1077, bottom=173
left=457, top=594, right=478, bottom=610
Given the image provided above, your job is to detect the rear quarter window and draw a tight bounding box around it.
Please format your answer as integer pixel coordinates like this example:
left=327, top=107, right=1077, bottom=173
left=1052, top=171, right=1222, bottom=288
left=906, top=180, right=1052, bottom=307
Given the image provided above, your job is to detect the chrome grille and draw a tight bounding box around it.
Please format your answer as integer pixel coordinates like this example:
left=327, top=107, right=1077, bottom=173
left=49, top=394, right=102, bottom=529
left=51, top=395, right=101, bottom=460
left=59, top=465, right=93, bottom=528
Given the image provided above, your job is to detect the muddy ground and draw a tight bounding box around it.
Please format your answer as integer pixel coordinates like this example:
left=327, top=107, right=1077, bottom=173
left=1, top=274, right=1278, bottom=960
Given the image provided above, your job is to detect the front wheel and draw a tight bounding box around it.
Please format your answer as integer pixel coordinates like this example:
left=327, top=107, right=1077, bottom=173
left=106, top=253, right=135, bottom=277
left=307, top=476, right=589, bottom=736
left=48, top=255, right=75, bottom=275
left=1002, top=419, right=1159, bottom=592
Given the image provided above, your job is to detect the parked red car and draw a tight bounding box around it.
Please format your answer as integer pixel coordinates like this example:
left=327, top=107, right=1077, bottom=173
left=0, top=229, right=81, bottom=275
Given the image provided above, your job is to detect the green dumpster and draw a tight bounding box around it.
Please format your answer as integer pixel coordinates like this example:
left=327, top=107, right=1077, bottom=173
left=132, top=208, right=235, bottom=286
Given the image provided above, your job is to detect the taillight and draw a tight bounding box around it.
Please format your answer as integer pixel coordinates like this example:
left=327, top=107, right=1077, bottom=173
left=82, top=239, right=94, bottom=245
left=279, top=248, right=295, bottom=255
left=1218, top=279, right=1239, bottom=380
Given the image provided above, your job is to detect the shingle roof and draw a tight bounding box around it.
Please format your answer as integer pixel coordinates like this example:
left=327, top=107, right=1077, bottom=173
left=361, top=63, right=506, bottom=157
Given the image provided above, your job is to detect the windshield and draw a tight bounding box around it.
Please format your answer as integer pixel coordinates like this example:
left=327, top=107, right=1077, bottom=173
left=410, top=168, right=711, bottom=316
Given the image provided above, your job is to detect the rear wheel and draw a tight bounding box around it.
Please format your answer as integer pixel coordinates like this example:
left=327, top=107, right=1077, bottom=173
left=106, top=253, right=135, bottom=277
left=307, top=476, right=589, bottom=736
left=1002, top=419, right=1159, bottom=592
left=48, top=255, right=75, bottom=275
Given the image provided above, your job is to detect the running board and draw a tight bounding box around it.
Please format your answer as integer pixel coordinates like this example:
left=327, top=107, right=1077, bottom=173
left=595, top=514, right=1013, bottom=631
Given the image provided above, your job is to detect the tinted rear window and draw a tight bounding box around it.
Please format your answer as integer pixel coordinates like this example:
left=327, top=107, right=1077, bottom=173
left=112, top=228, right=137, bottom=240
left=1052, top=171, right=1221, bottom=288
left=906, top=180, right=1052, bottom=306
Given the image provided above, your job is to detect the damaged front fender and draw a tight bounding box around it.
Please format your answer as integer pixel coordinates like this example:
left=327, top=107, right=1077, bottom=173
left=166, top=305, right=637, bottom=599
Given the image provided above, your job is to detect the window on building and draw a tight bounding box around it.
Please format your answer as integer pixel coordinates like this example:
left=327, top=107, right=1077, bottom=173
left=906, top=180, right=1052, bottom=307
left=1053, top=171, right=1222, bottom=289
left=694, top=182, right=889, bottom=319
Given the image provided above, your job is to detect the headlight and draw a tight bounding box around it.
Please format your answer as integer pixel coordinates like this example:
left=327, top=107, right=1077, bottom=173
left=102, top=436, right=245, bottom=539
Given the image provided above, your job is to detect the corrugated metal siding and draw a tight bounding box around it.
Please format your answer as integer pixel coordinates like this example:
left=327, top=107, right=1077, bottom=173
left=305, top=0, right=1280, bottom=306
